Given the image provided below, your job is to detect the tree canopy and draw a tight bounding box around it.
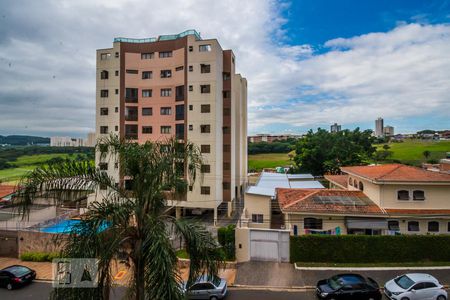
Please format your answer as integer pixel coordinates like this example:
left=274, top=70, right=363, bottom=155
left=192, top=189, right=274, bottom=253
left=293, top=128, right=376, bottom=175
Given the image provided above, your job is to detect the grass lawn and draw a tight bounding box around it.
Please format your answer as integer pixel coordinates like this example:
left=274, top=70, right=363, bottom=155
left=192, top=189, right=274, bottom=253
left=295, top=261, right=450, bottom=268
left=248, top=153, right=293, bottom=171
left=377, top=139, right=450, bottom=165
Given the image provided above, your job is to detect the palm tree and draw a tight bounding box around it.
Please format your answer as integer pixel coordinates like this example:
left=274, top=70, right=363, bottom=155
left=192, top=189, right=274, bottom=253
left=15, top=136, right=224, bottom=300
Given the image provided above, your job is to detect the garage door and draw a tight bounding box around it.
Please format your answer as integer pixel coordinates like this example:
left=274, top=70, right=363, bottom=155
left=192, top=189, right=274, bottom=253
left=249, top=230, right=289, bottom=262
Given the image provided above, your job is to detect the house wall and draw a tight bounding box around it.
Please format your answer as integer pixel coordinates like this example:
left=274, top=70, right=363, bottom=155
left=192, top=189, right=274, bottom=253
left=285, top=214, right=347, bottom=235
left=244, top=193, right=271, bottom=229
left=380, top=184, right=450, bottom=209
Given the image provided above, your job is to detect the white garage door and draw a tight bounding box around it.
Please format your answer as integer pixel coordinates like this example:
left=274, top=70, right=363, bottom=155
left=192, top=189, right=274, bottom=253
left=249, top=229, right=289, bottom=262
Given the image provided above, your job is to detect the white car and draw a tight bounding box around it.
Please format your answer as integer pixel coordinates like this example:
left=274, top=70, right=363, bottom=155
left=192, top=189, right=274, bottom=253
left=384, top=273, right=447, bottom=300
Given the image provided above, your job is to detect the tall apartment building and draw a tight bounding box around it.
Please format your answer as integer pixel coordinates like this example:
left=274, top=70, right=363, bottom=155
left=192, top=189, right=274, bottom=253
left=95, top=30, right=247, bottom=220
left=330, top=123, right=341, bottom=133
left=375, top=117, right=384, bottom=137
left=50, top=136, right=85, bottom=147
left=383, top=125, right=394, bottom=137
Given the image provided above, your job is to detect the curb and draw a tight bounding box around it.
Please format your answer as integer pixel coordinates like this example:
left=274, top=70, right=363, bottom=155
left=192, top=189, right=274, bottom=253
left=231, top=284, right=316, bottom=291
left=294, top=263, right=450, bottom=271
left=34, top=279, right=53, bottom=283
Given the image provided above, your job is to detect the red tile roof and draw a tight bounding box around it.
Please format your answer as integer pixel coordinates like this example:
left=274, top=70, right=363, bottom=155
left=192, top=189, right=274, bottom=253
left=341, top=164, right=450, bottom=182
left=276, top=188, right=385, bottom=215
left=385, top=209, right=450, bottom=216
left=324, top=174, right=348, bottom=189
left=0, top=185, right=16, bottom=200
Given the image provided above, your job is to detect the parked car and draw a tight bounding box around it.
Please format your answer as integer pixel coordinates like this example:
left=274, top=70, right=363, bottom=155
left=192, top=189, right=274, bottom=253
left=182, top=275, right=227, bottom=299
left=0, top=265, right=36, bottom=290
left=316, top=273, right=382, bottom=300
left=384, top=273, right=447, bottom=300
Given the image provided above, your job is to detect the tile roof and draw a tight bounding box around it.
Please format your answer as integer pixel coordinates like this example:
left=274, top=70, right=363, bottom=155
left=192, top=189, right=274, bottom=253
left=341, top=164, right=450, bottom=182
left=276, top=188, right=385, bottom=215
left=324, top=174, right=348, bottom=188
left=385, top=209, right=450, bottom=215
left=0, top=185, right=16, bottom=200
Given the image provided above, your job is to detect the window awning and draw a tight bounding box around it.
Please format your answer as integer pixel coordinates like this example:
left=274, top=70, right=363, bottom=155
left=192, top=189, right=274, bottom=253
left=345, top=218, right=388, bottom=230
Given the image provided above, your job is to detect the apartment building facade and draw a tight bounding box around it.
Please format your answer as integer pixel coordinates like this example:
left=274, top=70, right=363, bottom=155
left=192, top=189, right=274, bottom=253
left=95, top=30, right=247, bottom=219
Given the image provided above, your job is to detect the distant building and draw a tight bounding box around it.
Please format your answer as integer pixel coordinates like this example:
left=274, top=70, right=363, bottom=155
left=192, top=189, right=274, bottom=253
left=383, top=125, right=394, bottom=137
left=50, top=136, right=84, bottom=147
left=330, top=123, right=341, bottom=133
left=86, top=132, right=96, bottom=147
left=375, top=117, right=384, bottom=137
left=248, top=134, right=301, bottom=143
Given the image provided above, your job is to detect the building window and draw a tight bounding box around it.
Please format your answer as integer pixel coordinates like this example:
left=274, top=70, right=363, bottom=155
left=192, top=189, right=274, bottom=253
left=200, top=64, right=211, bottom=73
left=175, top=66, right=184, bottom=71
left=142, top=89, right=152, bottom=97
left=189, top=105, right=193, bottom=111
left=100, top=107, right=108, bottom=115
left=175, top=85, right=184, bottom=101
left=223, top=144, right=230, bottom=152
left=353, top=179, right=357, bottom=187
left=199, top=44, right=212, bottom=52
left=115, top=126, right=118, bottom=131
left=200, top=186, right=210, bottom=195
left=126, top=69, right=138, bottom=74
left=223, top=162, right=230, bottom=171
left=304, top=218, right=323, bottom=230
left=115, top=52, right=119, bottom=58
left=189, top=85, right=193, bottom=92
left=428, top=221, right=439, bottom=232
left=223, top=182, right=230, bottom=190
left=125, top=125, right=138, bottom=139
left=161, top=126, right=171, bottom=134
left=160, top=107, right=172, bottom=115
left=223, top=108, right=231, bottom=116
left=100, top=53, right=111, bottom=60
left=160, top=88, right=172, bottom=97
left=188, top=46, right=193, bottom=52
left=100, top=70, right=109, bottom=79
left=175, top=105, right=184, bottom=120
left=115, top=89, right=119, bottom=95
left=189, top=125, right=193, bottom=131
left=175, top=124, right=184, bottom=140
left=115, top=107, right=118, bottom=113
left=223, top=126, right=230, bottom=134
left=115, top=70, right=119, bottom=76
left=201, top=164, right=210, bottom=173
left=200, top=85, right=210, bottom=93
left=142, top=126, right=152, bottom=134
left=408, top=221, right=420, bottom=232
left=413, top=190, right=425, bottom=201
left=223, top=72, right=230, bottom=80
left=388, top=220, right=400, bottom=231
left=159, top=51, right=172, bottom=58
left=358, top=182, right=364, bottom=191
left=251, top=214, right=263, bottom=223
left=125, top=88, right=138, bottom=102
left=100, top=90, right=108, bottom=97
left=201, top=145, right=211, bottom=153
left=223, top=91, right=230, bottom=98
left=99, top=162, right=108, bottom=171
left=397, top=190, right=410, bottom=200
left=160, top=70, right=172, bottom=78
left=200, top=125, right=211, bottom=133
left=100, top=126, right=108, bottom=134
left=141, top=52, right=154, bottom=59
left=125, top=107, right=138, bottom=121
left=142, top=71, right=152, bottom=79
left=348, top=177, right=353, bottom=186
left=189, top=65, right=193, bottom=72
left=142, top=107, right=152, bottom=116
left=201, top=104, right=211, bottom=113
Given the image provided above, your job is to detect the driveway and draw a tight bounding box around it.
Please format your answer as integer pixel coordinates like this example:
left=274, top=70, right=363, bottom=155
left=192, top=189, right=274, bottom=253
left=235, top=262, right=450, bottom=288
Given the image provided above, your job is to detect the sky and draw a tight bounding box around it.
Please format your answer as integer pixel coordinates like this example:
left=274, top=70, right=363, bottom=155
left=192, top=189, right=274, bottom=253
left=0, top=0, right=449, bottom=138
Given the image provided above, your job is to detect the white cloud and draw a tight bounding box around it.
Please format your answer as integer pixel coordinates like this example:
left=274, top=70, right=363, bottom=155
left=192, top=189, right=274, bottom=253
left=0, top=1, right=449, bottom=136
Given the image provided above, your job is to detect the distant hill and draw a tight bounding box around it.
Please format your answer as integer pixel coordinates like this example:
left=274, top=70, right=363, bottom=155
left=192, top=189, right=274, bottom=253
left=0, top=135, right=50, bottom=146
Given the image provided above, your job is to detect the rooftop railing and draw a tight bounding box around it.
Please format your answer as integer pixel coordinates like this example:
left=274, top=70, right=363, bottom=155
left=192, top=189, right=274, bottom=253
left=114, top=29, right=201, bottom=44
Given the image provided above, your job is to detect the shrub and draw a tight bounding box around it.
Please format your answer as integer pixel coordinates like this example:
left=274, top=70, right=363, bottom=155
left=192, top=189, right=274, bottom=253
left=290, top=235, right=450, bottom=263
left=20, top=251, right=61, bottom=262
left=217, top=225, right=236, bottom=261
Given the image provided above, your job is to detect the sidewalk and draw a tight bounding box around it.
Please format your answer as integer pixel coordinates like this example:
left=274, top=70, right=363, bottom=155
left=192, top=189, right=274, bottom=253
left=235, top=262, right=450, bottom=288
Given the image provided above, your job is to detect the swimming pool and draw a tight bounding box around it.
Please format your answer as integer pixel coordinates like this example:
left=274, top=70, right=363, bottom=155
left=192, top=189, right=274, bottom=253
left=41, top=219, right=109, bottom=234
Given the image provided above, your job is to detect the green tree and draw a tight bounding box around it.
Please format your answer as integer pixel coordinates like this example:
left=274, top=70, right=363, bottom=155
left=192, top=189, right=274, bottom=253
left=293, top=128, right=376, bottom=175
left=15, top=136, right=223, bottom=300
left=423, top=150, right=431, bottom=160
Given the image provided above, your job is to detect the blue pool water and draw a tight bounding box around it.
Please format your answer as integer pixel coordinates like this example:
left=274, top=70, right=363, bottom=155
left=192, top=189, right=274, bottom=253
left=41, top=219, right=109, bottom=234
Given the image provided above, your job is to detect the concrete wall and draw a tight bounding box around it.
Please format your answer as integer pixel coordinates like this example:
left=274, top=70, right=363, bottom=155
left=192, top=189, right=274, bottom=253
left=0, top=206, right=57, bottom=230
left=0, top=230, right=18, bottom=257
left=18, top=231, right=65, bottom=256
left=235, top=227, right=250, bottom=262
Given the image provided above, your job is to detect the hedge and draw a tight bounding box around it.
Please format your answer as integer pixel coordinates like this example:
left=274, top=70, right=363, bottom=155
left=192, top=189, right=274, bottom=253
left=20, top=252, right=61, bottom=262
left=290, top=235, right=450, bottom=263
left=217, top=225, right=236, bottom=261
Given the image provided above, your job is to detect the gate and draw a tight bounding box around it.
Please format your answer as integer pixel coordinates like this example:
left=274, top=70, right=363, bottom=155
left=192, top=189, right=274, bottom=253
left=249, top=229, right=289, bottom=262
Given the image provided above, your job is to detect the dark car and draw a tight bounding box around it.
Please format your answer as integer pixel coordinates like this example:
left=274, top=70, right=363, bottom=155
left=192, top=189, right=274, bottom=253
left=0, top=265, right=36, bottom=290
left=316, top=273, right=382, bottom=300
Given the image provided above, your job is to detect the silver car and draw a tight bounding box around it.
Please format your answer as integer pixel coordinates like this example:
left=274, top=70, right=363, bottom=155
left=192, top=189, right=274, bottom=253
left=183, top=275, right=227, bottom=299
left=384, top=273, right=447, bottom=300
